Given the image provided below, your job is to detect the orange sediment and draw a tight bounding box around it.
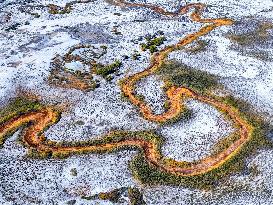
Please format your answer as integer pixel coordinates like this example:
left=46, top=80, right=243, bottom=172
left=0, top=2, right=254, bottom=177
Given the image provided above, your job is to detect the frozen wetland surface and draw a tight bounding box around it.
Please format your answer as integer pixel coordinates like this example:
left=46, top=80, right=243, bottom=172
left=1, top=0, right=273, bottom=204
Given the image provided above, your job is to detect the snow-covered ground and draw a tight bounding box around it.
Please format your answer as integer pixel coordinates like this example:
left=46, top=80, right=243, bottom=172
left=1, top=0, right=273, bottom=204
left=159, top=100, right=234, bottom=162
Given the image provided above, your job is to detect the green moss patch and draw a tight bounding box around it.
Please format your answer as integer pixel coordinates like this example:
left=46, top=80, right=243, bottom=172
left=53, top=130, right=163, bottom=153
left=0, top=97, right=42, bottom=125
left=47, top=1, right=95, bottom=15
left=140, top=32, right=167, bottom=53
left=0, top=97, right=43, bottom=146
left=156, top=61, right=219, bottom=93
left=48, top=4, right=72, bottom=15
left=81, top=186, right=146, bottom=204
left=49, top=44, right=122, bottom=90
left=94, top=60, right=122, bottom=79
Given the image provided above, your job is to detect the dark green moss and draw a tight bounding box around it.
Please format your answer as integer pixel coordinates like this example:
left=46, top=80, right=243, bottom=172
left=160, top=106, right=193, bottom=126
left=0, top=126, right=24, bottom=147
left=48, top=4, right=72, bottom=15
left=0, top=97, right=43, bottom=146
left=27, top=148, right=53, bottom=159
left=98, top=189, right=122, bottom=203
left=52, top=151, right=71, bottom=159
left=75, top=120, right=85, bottom=126
left=141, top=36, right=166, bottom=53
left=95, top=60, right=122, bottom=78
left=210, top=134, right=241, bottom=156
left=0, top=97, right=42, bottom=124
left=156, top=61, right=219, bottom=93
left=5, top=23, right=21, bottom=32
left=66, top=199, right=77, bottom=205
left=70, top=168, right=78, bottom=176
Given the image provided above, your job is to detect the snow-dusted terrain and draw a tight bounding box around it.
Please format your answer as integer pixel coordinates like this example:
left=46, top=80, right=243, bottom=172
left=1, top=0, right=273, bottom=204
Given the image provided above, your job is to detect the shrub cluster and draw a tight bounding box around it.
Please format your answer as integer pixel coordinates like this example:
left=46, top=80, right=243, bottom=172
left=48, top=4, right=72, bottom=14
left=140, top=34, right=167, bottom=53
left=82, top=187, right=127, bottom=203
left=98, top=189, right=122, bottom=203
left=94, top=60, right=122, bottom=79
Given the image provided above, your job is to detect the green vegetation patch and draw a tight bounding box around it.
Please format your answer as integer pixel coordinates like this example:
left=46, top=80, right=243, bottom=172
left=160, top=106, right=193, bottom=126
left=132, top=50, right=141, bottom=60
left=210, top=134, right=241, bottom=156
left=48, top=4, right=72, bottom=15
left=5, top=23, right=21, bottom=32
left=0, top=97, right=42, bottom=125
left=82, top=187, right=126, bottom=203
left=47, top=1, right=95, bottom=15
left=27, top=149, right=53, bottom=159
left=97, top=189, right=123, bottom=203
left=53, top=130, right=163, bottom=155
left=94, top=60, right=122, bottom=79
left=70, top=168, right=78, bottom=176
left=0, top=97, right=43, bottom=146
left=156, top=61, right=219, bottom=93
left=49, top=44, right=122, bottom=90
left=140, top=33, right=167, bottom=53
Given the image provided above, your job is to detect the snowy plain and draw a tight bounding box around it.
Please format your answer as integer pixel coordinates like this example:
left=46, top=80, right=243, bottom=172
left=1, top=0, right=273, bottom=204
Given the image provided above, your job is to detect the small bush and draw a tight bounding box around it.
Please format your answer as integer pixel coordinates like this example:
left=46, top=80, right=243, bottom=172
left=95, top=60, right=122, bottom=78
left=70, top=168, right=77, bottom=176
left=128, top=187, right=146, bottom=205
left=141, top=35, right=166, bottom=53
left=98, top=189, right=122, bottom=203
